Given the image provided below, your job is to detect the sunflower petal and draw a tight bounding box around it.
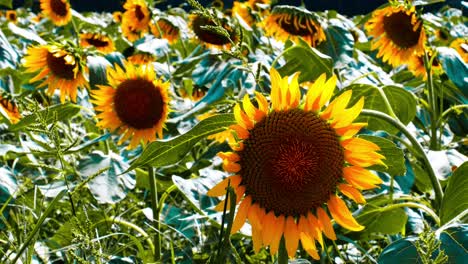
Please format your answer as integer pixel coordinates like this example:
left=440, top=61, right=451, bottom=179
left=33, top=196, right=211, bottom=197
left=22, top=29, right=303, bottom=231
left=206, top=175, right=241, bottom=197
left=328, top=195, right=364, bottom=231
left=317, top=207, right=337, bottom=240
left=269, top=215, right=285, bottom=255
left=343, top=166, right=383, bottom=190
left=231, top=196, right=251, bottom=233
left=300, top=232, right=320, bottom=260
left=304, top=74, right=326, bottom=112
left=284, top=216, right=299, bottom=258
left=261, top=211, right=277, bottom=246
left=270, top=68, right=282, bottom=111
left=338, top=183, right=366, bottom=204
left=307, top=212, right=324, bottom=249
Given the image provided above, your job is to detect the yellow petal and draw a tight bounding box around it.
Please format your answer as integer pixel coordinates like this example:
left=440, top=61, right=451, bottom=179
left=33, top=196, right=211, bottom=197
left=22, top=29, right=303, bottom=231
left=317, top=207, right=336, bottom=240
left=206, top=175, right=241, bottom=197
left=252, top=225, right=263, bottom=253
left=214, top=186, right=245, bottom=211
left=345, top=150, right=386, bottom=167
left=242, top=95, right=259, bottom=121
left=322, top=90, right=352, bottom=120
left=248, top=203, right=263, bottom=230
left=342, top=137, right=380, bottom=152
left=269, top=215, right=285, bottom=255
left=343, top=166, right=383, bottom=190
left=231, top=196, right=251, bottom=233
left=230, top=124, right=250, bottom=139
left=261, top=211, right=277, bottom=246
left=304, top=74, right=326, bottom=112
left=317, top=75, right=338, bottom=110
left=338, top=183, right=366, bottom=204
left=288, top=72, right=301, bottom=108
left=335, top=122, right=367, bottom=138
left=222, top=159, right=241, bottom=173
left=307, top=212, right=324, bottom=249
left=332, top=97, right=364, bottom=128
left=234, top=104, right=253, bottom=129
left=270, top=68, right=282, bottom=111
left=328, top=195, right=364, bottom=231
left=300, top=232, right=320, bottom=260
left=284, top=216, right=299, bottom=258
left=255, top=92, right=269, bottom=119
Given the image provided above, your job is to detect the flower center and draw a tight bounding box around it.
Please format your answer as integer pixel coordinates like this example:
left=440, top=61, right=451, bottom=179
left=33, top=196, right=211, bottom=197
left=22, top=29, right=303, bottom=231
left=135, top=5, right=145, bottom=21
left=85, top=36, right=110, bottom=48
left=238, top=109, right=344, bottom=217
left=50, top=0, right=69, bottom=17
left=8, top=13, right=16, bottom=21
left=114, top=79, right=164, bottom=129
left=191, top=15, right=234, bottom=45
left=46, top=52, right=75, bottom=80
left=276, top=15, right=317, bottom=37
left=383, top=10, right=421, bottom=49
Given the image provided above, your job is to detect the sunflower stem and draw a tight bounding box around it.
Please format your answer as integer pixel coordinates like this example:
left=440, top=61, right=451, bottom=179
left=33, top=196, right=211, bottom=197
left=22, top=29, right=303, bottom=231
left=423, top=51, right=439, bottom=150
left=148, top=166, right=161, bottom=261
left=277, top=237, right=288, bottom=264
left=360, top=109, right=443, bottom=211
left=375, top=86, right=398, bottom=119
left=384, top=202, right=440, bottom=226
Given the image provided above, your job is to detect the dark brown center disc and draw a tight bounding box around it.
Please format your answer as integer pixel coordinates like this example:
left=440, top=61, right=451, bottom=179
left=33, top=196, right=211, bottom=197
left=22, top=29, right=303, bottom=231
left=383, top=11, right=421, bottom=49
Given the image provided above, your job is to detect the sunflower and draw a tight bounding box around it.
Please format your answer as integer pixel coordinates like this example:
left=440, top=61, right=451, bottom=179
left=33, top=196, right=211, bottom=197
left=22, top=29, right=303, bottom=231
left=232, top=1, right=255, bottom=26
left=23, top=44, right=89, bottom=103
left=6, top=10, right=17, bottom=23
left=121, top=0, right=150, bottom=37
left=150, top=18, right=180, bottom=44
left=127, top=52, right=156, bottom=65
left=32, top=13, right=44, bottom=23
left=0, top=94, right=21, bottom=124
left=263, top=6, right=325, bottom=47
left=40, top=0, right=72, bottom=26
left=189, top=13, right=239, bottom=50
left=450, top=38, right=468, bottom=63
left=366, top=5, right=426, bottom=67
left=80, top=33, right=115, bottom=54
left=407, top=50, right=442, bottom=79
left=91, top=61, right=170, bottom=149
left=121, top=22, right=145, bottom=41
left=207, top=69, right=385, bottom=259
left=113, top=11, right=123, bottom=23
left=178, top=85, right=208, bottom=102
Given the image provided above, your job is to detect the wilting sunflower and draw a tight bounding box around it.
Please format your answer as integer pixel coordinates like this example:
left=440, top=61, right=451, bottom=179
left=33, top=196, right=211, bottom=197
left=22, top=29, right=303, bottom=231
left=80, top=33, right=115, bottom=54
left=6, top=10, right=17, bottom=23
left=366, top=5, right=426, bottom=67
left=150, top=18, right=180, bottom=44
left=121, top=0, right=150, bottom=35
left=407, top=51, right=442, bottom=79
left=0, top=94, right=21, bottom=124
left=91, top=62, right=170, bottom=149
left=207, top=69, right=385, bottom=259
left=40, top=0, right=72, bottom=26
left=450, top=38, right=468, bottom=63
left=23, top=44, right=89, bottom=103
left=189, top=13, right=239, bottom=50
left=264, top=5, right=325, bottom=47
left=113, top=11, right=123, bottom=23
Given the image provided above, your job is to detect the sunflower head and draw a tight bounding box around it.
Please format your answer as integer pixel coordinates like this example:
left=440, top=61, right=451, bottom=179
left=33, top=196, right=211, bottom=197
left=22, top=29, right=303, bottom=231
left=150, top=17, right=180, bottom=44
left=366, top=5, right=426, bottom=67
left=263, top=5, right=326, bottom=47
left=91, top=61, right=170, bottom=149
left=408, top=50, right=442, bottom=79
left=6, top=10, right=17, bottom=23
left=232, top=1, right=255, bottom=26
left=450, top=38, right=468, bottom=63
left=80, top=33, right=115, bottom=54
left=208, top=69, right=385, bottom=259
left=121, top=0, right=151, bottom=34
left=127, top=51, right=156, bottom=65
left=22, top=44, right=89, bottom=103
left=113, top=11, right=123, bottom=23
left=178, top=84, right=208, bottom=102
left=0, top=94, right=21, bottom=124
left=40, top=0, right=72, bottom=26
left=189, top=12, right=239, bottom=50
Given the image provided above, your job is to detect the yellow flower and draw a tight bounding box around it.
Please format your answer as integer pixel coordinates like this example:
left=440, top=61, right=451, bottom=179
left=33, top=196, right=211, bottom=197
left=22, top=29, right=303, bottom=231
left=208, top=69, right=385, bottom=259
left=113, top=11, right=123, bottom=23
left=263, top=5, right=325, bottom=47
left=366, top=5, right=426, bottom=67
left=150, top=18, right=180, bottom=44
left=127, top=52, right=156, bottom=65
left=189, top=13, right=239, bottom=50
left=232, top=1, right=255, bottom=26
left=121, top=0, right=150, bottom=41
left=6, top=10, right=17, bottom=23
left=40, top=0, right=72, bottom=26
left=450, top=38, right=468, bottom=63
left=407, top=50, right=442, bottom=79
left=178, top=85, right=208, bottom=102
left=0, top=94, right=21, bottom=124
left=80, top=33, right=115, bottom=54
left=23, top=44, right=89, bottom=103
left=91, top=61, right=170, bottom=149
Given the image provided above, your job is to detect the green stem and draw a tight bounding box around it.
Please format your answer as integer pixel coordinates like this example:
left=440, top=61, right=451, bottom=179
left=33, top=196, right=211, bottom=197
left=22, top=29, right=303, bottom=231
left=423, top=52, right=439, bottom=150
left=384, top=202, right=440, bottom=226
left=435, top=104, right=468, bottom=129
left=360, top=109, right=443, bottom=210
left=277, top=236, right=288, bottom=264
left=375, top=86, right=398, bottom=119
left=148, top=166, right=161, bottom=261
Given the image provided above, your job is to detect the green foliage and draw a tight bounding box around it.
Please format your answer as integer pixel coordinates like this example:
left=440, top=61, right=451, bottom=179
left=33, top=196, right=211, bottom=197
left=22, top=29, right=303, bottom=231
left=359, top=135, right=406, bottom=176
left=440, top=162, right=468, bottom=224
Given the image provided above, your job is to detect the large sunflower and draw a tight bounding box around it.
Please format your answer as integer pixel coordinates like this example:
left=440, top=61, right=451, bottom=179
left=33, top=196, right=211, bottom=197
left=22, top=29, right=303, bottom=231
left=263, top=5, right=325, bottom=47
left=0, top=94, right=20, bottom=124
left=40, top=0, right=72, bottom=26
left=207, top=69, right=384, bottom=259
left=189, top=13, right=239, bottom=50
left=23, top=44, right=89, bottom=103
left=450, top=38, right=468, bottom=63
left=121, top=0, right=150, bottom=39
left=80, top=33, right=115, bottom=54
left=150, top=18, right=180, bottom=44
left=91, top=62, right=170, bottom=149
left=366, top=5, right=426, bottom=67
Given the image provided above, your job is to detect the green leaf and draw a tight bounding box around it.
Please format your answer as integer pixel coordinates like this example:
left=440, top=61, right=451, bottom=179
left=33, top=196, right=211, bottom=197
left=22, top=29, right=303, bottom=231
left=440, top=162, right=468, bottom=225
left=8, top=103, right=82, bottom=131
left=437, top=47, right=468, bottom=97
left=378, top=237, right=420, bottom=263
left=129, top=114, right=235, bottom=170
left=320, top=19, right=354, bottom=67
left=87, top=55, right=111, bottom=89
left=0, top=0, right=12, bottom=8
left=358, top=135, right=406, bottom=176
left=78, top=151, right=135, bottom=204
left=277, top=38, right=333, bottom=83
left=354, top=204, right=408, bottom=237
left=345, top=84, right=417, bottom=134
left=439, top=225, right=468, bottom=263
left=7, top=23, right=46, bottom=44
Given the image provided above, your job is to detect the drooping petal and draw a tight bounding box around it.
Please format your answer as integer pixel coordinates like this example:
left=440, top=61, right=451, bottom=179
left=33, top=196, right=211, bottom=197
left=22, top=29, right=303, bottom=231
left=338, top=183, right=366, bottom=204
left=206, top=175, right=241, bottom=197
left=252, top=225, right=263, bottom=253
left=343, top=166, right=383, bottom=190
left=327, top=195, right=364, bottom=231
left=222, top=159, right=241, bottom=173
left=269, top=215, right=285, bottom=255
left=300, top=232, right=320, bottom=260
left=307, top=212, right=324, bottom=249
left=231, top=196, right=252, bottom=233
left=317, top=207, right=337, bottom=240
left=284, top=216, right=299, bottom=258
left=217, top=152, right=240, bottom=162
left=261, top=211, right=277, bottom=246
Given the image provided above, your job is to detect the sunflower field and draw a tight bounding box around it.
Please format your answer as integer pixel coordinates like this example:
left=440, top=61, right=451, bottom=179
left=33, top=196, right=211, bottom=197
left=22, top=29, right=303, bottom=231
left=0, top=0, right=467, bottom=263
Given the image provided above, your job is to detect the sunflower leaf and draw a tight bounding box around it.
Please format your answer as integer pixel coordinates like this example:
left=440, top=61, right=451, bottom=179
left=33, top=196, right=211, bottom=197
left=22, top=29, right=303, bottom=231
left=358, top=135, right=406, bottom=176
left=0, top=0, right=12, bottom=8
left=440, top=162, right=468, bottom=225
left=128, top=114, right=235, bottom=170
left=277, top=38, right=333, bottom=83
left=352, top=204, right=408, bottom=238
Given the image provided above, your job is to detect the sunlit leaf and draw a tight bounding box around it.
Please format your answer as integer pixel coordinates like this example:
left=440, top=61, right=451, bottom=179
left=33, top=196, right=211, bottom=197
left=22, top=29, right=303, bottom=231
left=440, top=162, right=468, bottom=225
left=8, top=104, right=82, bottom=131
left=359, top=135, right=406, bottom=176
